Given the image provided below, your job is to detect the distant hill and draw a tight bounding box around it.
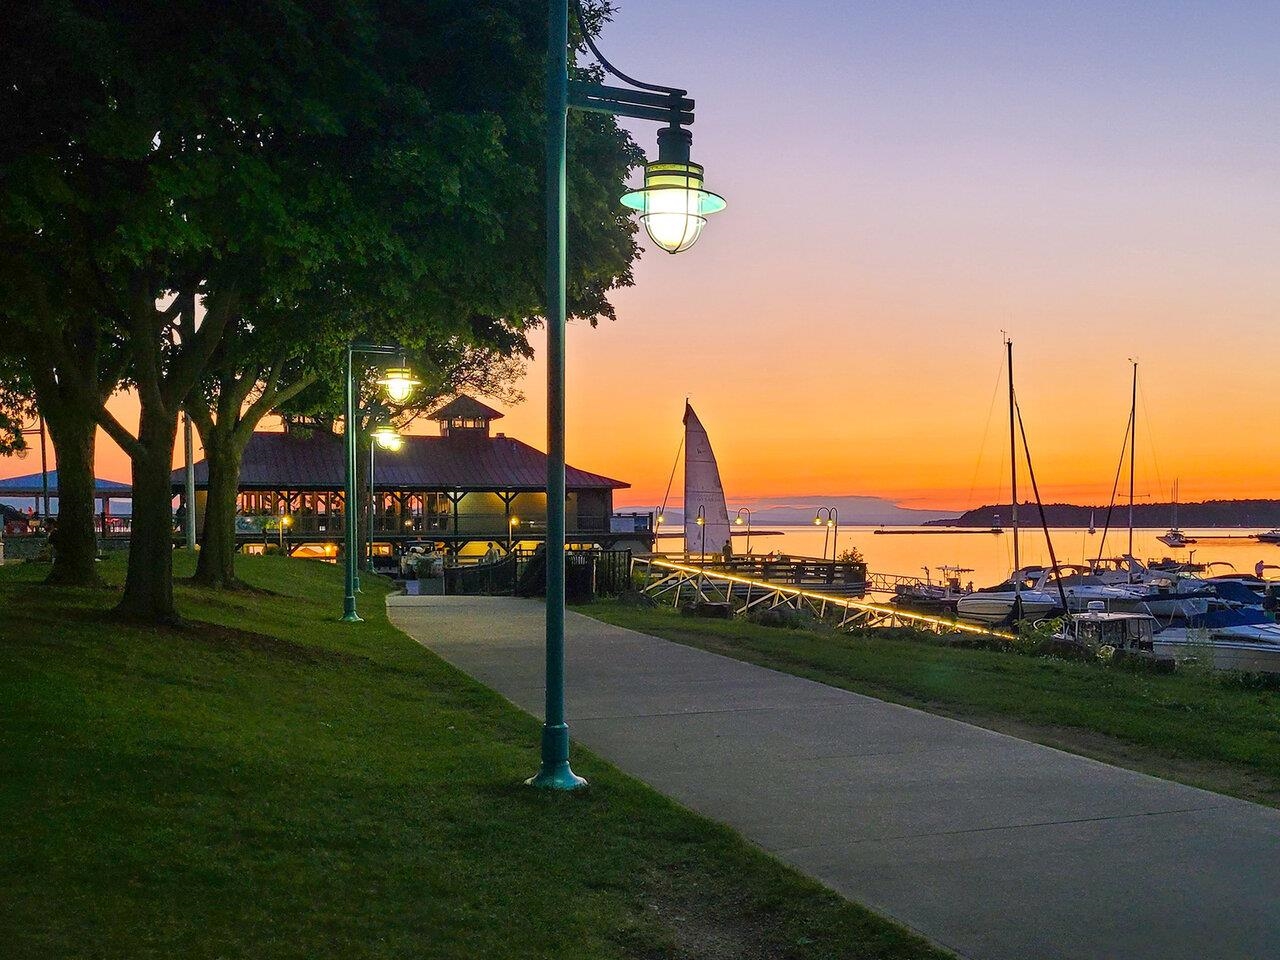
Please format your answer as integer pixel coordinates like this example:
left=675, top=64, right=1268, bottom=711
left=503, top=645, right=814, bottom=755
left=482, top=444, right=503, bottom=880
left=654, top=496, right=954, bottom=527
left=927, top=500, right=1280, bottom=528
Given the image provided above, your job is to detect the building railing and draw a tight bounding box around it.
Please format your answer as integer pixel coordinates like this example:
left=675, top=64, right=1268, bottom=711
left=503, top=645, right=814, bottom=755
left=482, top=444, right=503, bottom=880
left=232, top=512, right=614, bottom=537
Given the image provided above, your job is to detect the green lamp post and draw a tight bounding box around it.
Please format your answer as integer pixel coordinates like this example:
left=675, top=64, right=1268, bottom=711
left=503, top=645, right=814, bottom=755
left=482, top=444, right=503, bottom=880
left=529, top=0, right=725, bottom=791
left=342, top=343, right=418, bottom=623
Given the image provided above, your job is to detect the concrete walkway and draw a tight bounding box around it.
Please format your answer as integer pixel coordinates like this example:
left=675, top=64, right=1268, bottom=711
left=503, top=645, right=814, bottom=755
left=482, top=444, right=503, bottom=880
left=388, top=596, right=1280, bottom=960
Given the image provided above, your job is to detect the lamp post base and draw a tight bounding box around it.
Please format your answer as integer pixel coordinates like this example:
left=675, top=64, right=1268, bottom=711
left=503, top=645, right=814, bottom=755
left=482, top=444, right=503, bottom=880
left=526, top=721, right=587, bottom=790
left=526, top=761, right=587, bottom=791
left=341, top=598, right=362, bottom=623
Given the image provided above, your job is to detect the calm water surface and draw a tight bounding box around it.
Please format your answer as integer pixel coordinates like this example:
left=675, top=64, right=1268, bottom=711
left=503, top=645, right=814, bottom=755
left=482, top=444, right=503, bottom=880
left=734, top=525, right=1280, bottom=588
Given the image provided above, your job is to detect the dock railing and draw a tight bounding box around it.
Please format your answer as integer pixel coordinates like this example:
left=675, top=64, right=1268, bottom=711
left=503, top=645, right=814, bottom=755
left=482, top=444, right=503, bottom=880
left=632, top=557, right=1012, bottom=640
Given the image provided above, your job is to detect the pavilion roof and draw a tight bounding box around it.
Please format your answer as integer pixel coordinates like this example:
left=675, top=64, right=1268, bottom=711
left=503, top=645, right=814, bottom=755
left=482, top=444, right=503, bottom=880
left=428, top=395, right=505, bottom=422
left=170, top=431, right=627, bottom=492
left=0, top=470, right=131, bottom=498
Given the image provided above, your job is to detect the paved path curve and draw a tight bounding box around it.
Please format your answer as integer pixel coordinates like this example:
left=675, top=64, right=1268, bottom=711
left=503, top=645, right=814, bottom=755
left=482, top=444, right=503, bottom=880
left=389, top=595, right=1280, bottom=960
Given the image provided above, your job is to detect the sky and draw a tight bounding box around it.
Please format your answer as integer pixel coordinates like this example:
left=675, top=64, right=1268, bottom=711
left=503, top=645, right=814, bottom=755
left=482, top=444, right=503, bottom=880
left=9, top=2, right=1279, bottom=513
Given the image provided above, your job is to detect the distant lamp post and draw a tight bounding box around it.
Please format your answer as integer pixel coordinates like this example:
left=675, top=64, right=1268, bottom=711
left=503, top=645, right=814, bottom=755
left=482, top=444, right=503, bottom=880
left=279, top=513, right=292, bottom=552
left=343, top=343, right=417, bottom=622
left=734, top=507, right=752, bottom=553
left=529, top=0, right=725, bottom=791
left=814, top=506, right=839, bottom=562
left=508, top=516, right=520, bottom=553
left=371, top=422, right=404, bottom=452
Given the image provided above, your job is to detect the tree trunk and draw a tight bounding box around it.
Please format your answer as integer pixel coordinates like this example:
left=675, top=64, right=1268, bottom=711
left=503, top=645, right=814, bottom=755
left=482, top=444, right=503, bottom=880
left=193, top=429, right=245, bottom=588
left=41, top=405, right=102, bottom=586
left=118, top=410, right=180, bottom=623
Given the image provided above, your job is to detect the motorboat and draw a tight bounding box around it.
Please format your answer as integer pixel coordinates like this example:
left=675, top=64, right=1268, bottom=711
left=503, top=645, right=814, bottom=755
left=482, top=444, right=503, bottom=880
left=956, top=568, right=1062, bottom=625
left=1154, top=609, right=1280, bottom=673
left=1258, top=529, right=1280, bottom=544
left=1030, top=564, right=1148, bottom=613
left=1083, top=556, right=1214, bottom=620
left=1053, top=605, right=1160, bottom=659
left=892, top=565, right=972, bottom=614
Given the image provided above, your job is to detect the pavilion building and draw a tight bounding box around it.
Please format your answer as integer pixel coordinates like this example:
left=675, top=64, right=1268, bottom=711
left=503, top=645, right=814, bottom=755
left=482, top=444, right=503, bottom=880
left=172, top=396, right=651, bottom=557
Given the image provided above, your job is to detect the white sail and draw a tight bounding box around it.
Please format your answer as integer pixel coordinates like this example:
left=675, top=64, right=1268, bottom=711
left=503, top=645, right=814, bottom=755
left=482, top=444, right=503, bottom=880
left=683, top=403, right=731, bottom=557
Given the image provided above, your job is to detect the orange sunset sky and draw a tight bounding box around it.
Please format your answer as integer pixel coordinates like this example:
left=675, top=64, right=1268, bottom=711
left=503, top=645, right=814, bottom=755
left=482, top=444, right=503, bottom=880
left=7, top=2, right=1278, bottom=513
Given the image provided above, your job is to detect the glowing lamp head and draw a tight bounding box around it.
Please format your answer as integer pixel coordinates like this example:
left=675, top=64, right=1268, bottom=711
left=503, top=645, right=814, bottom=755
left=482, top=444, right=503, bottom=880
left=371, top=422, right=404, bottom=451
left=509, top=517, right=520, bottom=528
left=377, top=366, right=420, bottom=404
left=656, top=514, right=665, bottom=525
left=813, top=516, right=822, bottom=526
left=734, top=516, right=743, bottom=525
left=621, top=126, right=725, bottom=255
left=696, top=516, right=705, bottom=526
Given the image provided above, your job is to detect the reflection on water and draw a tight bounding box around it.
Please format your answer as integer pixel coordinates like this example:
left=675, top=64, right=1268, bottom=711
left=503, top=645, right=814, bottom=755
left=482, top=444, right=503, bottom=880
left=737, top=526, right=1280, bottom=589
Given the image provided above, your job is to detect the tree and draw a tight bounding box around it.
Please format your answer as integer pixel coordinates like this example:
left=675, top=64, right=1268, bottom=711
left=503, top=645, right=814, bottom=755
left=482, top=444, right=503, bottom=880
left=0, top=362, right=35, bottom=457
left=2, top=0, right=641, bottom=621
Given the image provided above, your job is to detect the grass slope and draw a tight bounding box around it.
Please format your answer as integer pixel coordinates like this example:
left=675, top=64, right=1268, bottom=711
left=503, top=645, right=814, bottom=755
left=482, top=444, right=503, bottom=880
left=580, top=602, right=1280, bottom=807
left=0, top=555, right=947, bottom=960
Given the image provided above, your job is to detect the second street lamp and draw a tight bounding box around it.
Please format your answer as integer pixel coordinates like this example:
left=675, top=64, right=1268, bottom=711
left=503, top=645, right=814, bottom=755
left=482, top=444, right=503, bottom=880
left=343, top=342, right=418, bottom=622
left=529, top=0, right=726, bottom=791
left=366, top=420, right=405, bottom=573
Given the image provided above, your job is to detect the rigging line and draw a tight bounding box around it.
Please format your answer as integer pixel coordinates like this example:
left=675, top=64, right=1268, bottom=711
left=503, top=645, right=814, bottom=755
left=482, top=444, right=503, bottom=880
left=1014, top=397, right=1070, bottom=615
left=1095, top=411, right=1132, bottom=566
left=571, top=0, right=686, bottom=96
left=1136, top=376, right=1164, bottom=500
left=659, top=435, right=684, bottom=521
left=964, top=353, right=1008, bottom=511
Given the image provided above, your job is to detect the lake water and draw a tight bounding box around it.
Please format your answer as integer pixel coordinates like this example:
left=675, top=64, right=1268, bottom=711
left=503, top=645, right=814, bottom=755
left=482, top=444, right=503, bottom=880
left=732, top=525, right=1280, bottom=588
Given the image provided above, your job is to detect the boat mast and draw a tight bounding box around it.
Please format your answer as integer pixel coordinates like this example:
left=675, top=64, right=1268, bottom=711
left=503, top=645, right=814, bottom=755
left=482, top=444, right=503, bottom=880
left=1127, top=360, right=1137, bottom=579
left=1007, top=338, right=1019, bottom=577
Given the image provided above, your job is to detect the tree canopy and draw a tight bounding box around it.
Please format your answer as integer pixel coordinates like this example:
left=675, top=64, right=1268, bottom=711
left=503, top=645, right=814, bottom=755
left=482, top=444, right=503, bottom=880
left=1, top=0, right=644, bottom=618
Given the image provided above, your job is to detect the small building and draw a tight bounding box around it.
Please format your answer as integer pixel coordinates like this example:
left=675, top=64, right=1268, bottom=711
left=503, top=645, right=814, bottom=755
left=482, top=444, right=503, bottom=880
left=172, top=396, right=651, bottom=557
left=0, top=470, right=132, bottom=530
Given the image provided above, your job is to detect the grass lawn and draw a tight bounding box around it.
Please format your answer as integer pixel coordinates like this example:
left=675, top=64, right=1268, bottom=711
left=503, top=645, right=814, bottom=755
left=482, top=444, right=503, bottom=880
left=579, top=601, right=1280, bottom=808
left=0, top=555, right=948, bottom=960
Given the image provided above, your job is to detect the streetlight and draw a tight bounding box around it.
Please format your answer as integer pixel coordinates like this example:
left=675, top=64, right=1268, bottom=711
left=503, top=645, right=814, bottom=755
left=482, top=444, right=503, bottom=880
left=734, top=507, right=752, bottom=554
left=508, top=515, right=520, bottom=553
left=366, top=419, right=404, bottom=573
left=814, top=506, right=839, bottom=563
left=376, top=366, right=421, bottom=404
left=279, top=513, right=292, bottom=552
left=343, top=343, right=418, bottom=622
left=529, top=0, right=726, bottom=791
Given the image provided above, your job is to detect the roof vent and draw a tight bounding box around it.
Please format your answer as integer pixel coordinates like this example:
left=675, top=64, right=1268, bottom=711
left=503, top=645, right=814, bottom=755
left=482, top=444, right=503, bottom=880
left=495, top=432, right=505, bottom=438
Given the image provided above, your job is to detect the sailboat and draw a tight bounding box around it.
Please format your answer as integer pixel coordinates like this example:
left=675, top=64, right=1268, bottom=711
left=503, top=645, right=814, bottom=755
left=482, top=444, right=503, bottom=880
left=1158, top=480, right=1195, bottom=548
left=681, top=403, right=731, bottom=559
left=1088, top=510, right=1096, bottom=535
left=956, top=340, right=1060, bottom=626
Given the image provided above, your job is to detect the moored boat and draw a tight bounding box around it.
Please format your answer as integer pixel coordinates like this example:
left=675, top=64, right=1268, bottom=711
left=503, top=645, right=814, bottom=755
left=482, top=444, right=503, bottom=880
left=956, top=569, right=1061, bottom=625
